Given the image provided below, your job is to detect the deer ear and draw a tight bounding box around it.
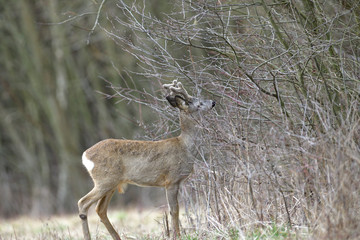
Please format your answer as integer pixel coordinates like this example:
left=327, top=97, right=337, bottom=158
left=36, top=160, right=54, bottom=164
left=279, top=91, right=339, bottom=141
left=174, top=95, right=189, bottom=111
left=166, top=95, right=177, bottom=108
left=166, top=95, right=188, bottom=110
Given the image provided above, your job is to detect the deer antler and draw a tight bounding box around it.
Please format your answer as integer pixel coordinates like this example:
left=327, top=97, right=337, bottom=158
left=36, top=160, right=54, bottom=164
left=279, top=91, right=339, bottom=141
left=163, top=80, right=193, bottom=101
left=163, top=80, right=178, bottom=94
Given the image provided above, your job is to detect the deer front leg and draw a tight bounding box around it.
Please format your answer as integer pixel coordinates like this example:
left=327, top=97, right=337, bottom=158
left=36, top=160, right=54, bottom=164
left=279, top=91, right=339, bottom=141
left=166, top=185, right=180, bottom=239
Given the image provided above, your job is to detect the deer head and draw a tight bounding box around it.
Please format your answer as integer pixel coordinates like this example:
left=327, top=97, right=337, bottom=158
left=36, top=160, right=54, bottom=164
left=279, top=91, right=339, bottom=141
left=163, top=80, right=215, bottom=113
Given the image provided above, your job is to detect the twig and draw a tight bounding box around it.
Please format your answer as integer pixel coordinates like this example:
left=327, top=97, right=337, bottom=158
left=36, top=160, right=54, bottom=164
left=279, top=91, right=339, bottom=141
left=87, top=0, right=107, bottom=44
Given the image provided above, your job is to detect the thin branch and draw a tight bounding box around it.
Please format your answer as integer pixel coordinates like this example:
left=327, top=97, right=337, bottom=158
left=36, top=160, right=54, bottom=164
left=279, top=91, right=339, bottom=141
left=87, top=0, right=107, bottom=44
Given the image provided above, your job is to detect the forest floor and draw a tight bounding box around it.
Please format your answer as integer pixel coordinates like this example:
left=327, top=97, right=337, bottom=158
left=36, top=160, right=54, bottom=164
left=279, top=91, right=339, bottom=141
left=0, top=207, right=307, bottom=240
left=0, top=207, right=170, bottom=240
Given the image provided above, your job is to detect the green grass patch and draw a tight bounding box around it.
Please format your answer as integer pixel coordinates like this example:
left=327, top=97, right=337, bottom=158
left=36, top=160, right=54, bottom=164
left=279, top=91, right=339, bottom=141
left=247, top=223, right=292, bottom=240
left=114, top=211, right=127, bottom=221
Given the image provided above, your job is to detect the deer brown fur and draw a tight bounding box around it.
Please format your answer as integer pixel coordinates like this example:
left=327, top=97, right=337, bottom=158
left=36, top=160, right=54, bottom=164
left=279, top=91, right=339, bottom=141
left=78, top=80, right=215, bottom=240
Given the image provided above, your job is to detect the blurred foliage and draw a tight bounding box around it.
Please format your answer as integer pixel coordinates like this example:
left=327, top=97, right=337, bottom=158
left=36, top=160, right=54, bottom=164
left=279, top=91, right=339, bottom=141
left=0, top=0, right=161, bottom=217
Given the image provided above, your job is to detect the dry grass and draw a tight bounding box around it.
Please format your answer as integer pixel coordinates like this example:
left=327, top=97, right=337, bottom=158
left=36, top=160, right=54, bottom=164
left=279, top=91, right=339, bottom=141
left=0, top=208, right=169, bottom=240
left=0, top=207, right=309, bottom=240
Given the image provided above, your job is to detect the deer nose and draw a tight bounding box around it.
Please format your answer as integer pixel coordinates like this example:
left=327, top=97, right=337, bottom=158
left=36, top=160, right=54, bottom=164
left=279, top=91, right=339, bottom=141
left=212, top=101, right=216, bottom=108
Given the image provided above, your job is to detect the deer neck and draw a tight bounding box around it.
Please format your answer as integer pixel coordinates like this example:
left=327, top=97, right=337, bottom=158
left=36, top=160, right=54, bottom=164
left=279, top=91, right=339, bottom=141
left=178, top=111, right=201, bottom=151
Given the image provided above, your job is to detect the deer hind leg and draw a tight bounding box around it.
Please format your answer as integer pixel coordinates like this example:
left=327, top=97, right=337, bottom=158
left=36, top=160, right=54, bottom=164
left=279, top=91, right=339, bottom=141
left=95, top=189, right=121, bottom=240
left=166, top=185, right=180, bottom=239
left=78, top=186, right=114, bottom=240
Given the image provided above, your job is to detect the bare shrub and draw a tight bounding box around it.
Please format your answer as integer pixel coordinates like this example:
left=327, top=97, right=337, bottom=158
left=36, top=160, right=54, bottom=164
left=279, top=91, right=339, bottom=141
left=97, top=0, right=360, bottom=238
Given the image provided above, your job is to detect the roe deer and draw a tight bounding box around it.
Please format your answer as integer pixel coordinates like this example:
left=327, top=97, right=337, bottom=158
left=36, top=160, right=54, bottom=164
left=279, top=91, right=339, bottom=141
left=78, top=80, right=215, bottom=240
